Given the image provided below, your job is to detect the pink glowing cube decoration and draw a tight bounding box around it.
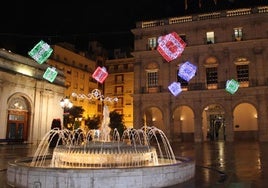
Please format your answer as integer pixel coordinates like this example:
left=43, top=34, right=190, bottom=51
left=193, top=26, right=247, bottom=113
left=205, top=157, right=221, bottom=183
left=92, top=67, right=108, bottom=84
left=157, top=32, right=186, bottom=62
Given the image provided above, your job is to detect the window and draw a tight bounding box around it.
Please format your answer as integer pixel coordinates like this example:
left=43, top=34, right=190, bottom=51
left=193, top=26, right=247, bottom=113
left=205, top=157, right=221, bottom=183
left=177, top=74, right=188, bottom=90
left=235, top=57, right=249, bottom=87
left=114, top=65, right=118, bottom=71
left=180, top=34, right=187, bottom=44
left=234, top=27, right=243, bottom=41
left=206, top=67, right=218, bottom=89
left=65, top=81, right=71, bottom=88
left=147, top=71, right=158, bottom=88
left=114, top=97, right=123, bottom=108
left=206, top=31, right=215, bottom=44
left=115, top=74, right=124, bottom=84
left=148, top=37, right=157, bottom=50
left=115, top=86, right=123, bottom=95
left=80, top=84, right=84, bottom=91
left=236, top=65, right=249, bottom=87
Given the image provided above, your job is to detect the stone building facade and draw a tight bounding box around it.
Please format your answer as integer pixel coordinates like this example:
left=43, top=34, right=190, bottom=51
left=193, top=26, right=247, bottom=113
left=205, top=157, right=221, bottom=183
left=131, top=6, right=268, bottom=142
left=0, top=49, right=65, bottom=144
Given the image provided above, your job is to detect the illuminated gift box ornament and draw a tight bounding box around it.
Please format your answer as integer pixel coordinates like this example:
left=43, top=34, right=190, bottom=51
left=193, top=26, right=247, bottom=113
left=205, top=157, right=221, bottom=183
left=28, top=40, right=53, bottom=64
left=157, top=32, right=186, bottom=62
left=168, top=82, right=182, bottom=96
left=43, top=67, right=58, bottom=82
left=178, top=61, right=197, bottom=82
left=225, top=79, right=239, bottom=94
left=92, top=66, right=108, bottom=84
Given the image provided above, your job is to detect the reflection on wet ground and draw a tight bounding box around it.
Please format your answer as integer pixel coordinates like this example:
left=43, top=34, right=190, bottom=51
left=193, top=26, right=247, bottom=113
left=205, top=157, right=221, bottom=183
left=1, top=141, right=268, bottom=188
left=169, top=141, right=268, bottom=188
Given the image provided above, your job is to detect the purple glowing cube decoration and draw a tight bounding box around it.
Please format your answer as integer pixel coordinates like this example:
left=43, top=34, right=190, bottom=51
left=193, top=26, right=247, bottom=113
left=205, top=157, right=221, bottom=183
left=43, top=67, right=58, bottom=83
left=225, top=79, right=239, bottom=94
left=178, top=61, right=197, bottom=82
left=168, top=82, right=182, bottom=96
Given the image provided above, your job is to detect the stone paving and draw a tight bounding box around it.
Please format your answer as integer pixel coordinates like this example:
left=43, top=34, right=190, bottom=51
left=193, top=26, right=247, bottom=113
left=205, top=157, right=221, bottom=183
left=1, top=141, right=268, bottom=188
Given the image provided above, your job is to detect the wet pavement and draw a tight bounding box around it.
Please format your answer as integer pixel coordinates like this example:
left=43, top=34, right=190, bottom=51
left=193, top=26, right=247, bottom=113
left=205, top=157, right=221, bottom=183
left=1, top=141, right=268, bottom=188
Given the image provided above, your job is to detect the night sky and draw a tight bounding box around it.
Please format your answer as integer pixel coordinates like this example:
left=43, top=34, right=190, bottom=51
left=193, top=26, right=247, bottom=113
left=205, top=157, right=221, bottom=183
left=0, top=0, right=267, bottom=56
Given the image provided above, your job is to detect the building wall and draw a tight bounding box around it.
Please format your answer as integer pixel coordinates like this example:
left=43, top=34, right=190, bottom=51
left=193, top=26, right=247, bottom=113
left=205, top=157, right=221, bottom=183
left=131, top=6, right=268, bottom=142
left=48, top=44, right=100, bottom=118
left=0, top=49, right=65, bottom=145
left=104, top=57, right=134, bottom=128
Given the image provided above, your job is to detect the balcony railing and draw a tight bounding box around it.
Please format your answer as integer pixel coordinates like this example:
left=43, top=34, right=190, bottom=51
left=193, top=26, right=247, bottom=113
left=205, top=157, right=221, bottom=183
left=137, top=6, right=268, bottom=29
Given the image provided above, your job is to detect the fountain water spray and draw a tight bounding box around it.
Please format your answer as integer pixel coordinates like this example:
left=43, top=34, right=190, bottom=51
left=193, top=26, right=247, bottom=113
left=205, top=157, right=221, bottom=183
left=7, top=89, right=195, bottom=188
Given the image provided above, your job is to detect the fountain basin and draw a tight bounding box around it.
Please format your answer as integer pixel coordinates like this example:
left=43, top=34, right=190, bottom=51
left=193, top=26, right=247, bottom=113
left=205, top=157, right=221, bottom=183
left=51, top=143, right=158, bottom=168
left=7, top=156, right=195, bottom=188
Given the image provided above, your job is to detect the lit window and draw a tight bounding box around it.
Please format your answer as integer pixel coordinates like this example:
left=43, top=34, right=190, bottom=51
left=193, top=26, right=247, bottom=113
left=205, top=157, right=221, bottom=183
left=206, top=31, right=215, bottom=44
left=177, top=71, right=188, bottom=90
left=206, top=67, right=218, bottom=89
left=147, top=71, right=158, bottom=88
left=236, top=65, right=249, bottom=87
left=148, top=37, right=157, bottom=50
left=234, top=57, right=249, bottom=87
left=234, top=27, right=243, bottom=41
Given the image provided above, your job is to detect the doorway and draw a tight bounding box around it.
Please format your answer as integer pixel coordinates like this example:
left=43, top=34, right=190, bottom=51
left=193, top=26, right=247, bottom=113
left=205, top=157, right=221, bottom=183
left=208, top=114, right=225, bottom=141
left=7, top=110, right=28, bottom=141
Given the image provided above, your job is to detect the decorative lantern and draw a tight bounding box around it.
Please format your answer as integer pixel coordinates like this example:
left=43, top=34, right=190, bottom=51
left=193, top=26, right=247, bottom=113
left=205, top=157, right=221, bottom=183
left=168, top=82, right=182, bottom=96
left=28, top=40, right=53, bottom=64
left=225, top=79, right=239, bottom=94
left=43, top=67, right=58, bottom=82
left=92, top=66, right=108, bottom=84
left=178, top=61, right=197, bottom=82
left=157, top=32, right=186, bottom=62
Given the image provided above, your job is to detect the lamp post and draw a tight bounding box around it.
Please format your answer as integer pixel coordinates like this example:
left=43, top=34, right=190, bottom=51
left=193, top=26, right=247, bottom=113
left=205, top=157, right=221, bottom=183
left=60, top=97, right=73, bottom=129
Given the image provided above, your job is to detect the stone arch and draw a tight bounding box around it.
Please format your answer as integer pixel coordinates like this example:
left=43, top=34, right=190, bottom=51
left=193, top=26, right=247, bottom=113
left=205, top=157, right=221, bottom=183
left=142, top=106, right=164, bottom=131
left=145, top=61, right=159, bottom=70
left=233, top=102, right=258, bottom=141
left=202, top=103, right=225, bottom=141
left=6, top=92, right=32, bottom=141
left=172, top=105, right=195, bottom=142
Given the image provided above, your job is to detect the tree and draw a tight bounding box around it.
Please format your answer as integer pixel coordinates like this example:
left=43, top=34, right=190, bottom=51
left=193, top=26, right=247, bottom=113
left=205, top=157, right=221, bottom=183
left=85, top=115, right=101, bottom=130
left=109, top=110, right=126, bottom=136
left=65, top=106, right=84, bottom=130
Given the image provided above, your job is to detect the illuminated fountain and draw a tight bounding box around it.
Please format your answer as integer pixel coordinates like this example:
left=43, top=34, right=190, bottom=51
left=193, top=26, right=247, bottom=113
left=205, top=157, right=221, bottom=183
left=7, top=89, right=195, bottom=188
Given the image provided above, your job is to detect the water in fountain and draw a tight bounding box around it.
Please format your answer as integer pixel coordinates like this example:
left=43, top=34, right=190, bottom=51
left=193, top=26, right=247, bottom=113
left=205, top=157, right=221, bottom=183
left=30, top=105, right=177, bottom=168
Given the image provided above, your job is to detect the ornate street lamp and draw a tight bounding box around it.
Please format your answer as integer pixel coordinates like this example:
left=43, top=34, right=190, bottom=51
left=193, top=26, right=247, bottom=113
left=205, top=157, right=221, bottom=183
left=60, top=97, right=73, bottom=128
